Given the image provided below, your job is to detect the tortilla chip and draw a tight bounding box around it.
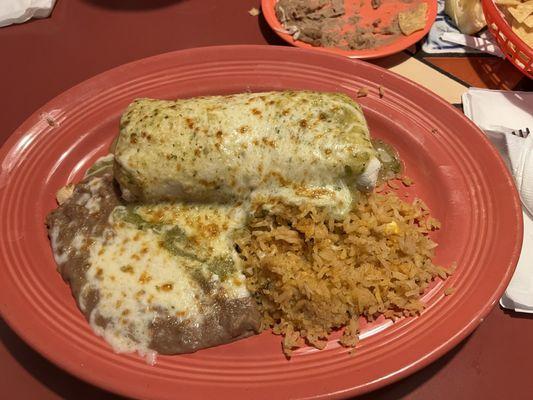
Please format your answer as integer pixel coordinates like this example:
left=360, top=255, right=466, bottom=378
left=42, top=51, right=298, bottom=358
left=494, top=0, right=521, bottom=5
left=512, top=19, right=533, bottom=47
left=398, top=3, right=428, bottom=36
left=508, top=1, right=533, bottom=23
left=524, top=14, right=533, bottom=28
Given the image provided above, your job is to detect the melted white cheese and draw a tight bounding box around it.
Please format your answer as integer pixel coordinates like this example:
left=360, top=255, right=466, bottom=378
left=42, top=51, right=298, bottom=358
left=84, top=222, right=203, bottom=356
left=75, top=192, right=91, bottom=206
left=357, top=156, right=381, bottom=190
left=80, top=201, right=251, bottom=358
left=71, top=233, right=85, bottom=251
left=250, top=182, right=353, bottom=219
left=84, top=196, right=101, bottom=213
left=50, top=225, right=69, bottom=265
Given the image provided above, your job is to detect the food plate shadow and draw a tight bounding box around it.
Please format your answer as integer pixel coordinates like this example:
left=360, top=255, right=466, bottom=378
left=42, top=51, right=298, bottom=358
left=371, top=51, right=413, bottom=69
left=0, top=319, right=119, bottom=400
left=258, top=12, right=290, bottom=46
left=356, top=335, right=472, bottom=400
left=466, top=58, right=524, bottom=90
left=502, top=309, right=533, bottom=320
left=82, top=0, right=185, bottom=11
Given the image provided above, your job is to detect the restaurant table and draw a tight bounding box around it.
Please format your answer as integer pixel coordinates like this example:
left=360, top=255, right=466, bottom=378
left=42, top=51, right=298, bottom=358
left=1, top=1, right=532, bottom=399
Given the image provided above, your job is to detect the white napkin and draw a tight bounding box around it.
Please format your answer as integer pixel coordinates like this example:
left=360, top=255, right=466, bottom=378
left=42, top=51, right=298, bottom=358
left=0, top=0, right=56, bottom=28
left=462, top=88, right=533, bottom=313
left=440, top=32, right=505, bottom=58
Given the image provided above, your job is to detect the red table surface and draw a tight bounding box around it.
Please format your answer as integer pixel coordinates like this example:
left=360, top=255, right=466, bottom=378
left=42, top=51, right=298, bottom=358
left=1, top=1, right=532, bottom=399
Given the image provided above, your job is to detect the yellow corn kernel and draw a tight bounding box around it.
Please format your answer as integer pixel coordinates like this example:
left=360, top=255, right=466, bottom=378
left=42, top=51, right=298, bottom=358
left=383, top=221, right=400, bottom=235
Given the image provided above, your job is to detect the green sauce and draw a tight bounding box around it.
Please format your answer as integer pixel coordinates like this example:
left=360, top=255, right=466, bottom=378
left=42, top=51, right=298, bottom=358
left=161, top=226, right=201, bottom=261
left=114, top=205, right=236, bottom=285
left=207, top=256, right=236, bottom=281
left=114, top=206, right=164, bottom=232
left=372, top=139, right=402, bottom=183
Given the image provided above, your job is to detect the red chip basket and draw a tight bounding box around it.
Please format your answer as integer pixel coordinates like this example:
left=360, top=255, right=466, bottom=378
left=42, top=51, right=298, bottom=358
left=482, top=0, right=533, bottom=78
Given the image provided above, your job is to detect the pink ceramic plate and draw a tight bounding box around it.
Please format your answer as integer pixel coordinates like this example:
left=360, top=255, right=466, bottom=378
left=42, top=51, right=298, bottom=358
left=0, top=45, right=522, bottom=399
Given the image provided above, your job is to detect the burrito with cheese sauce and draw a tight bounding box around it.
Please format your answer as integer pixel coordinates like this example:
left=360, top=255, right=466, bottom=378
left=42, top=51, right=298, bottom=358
left=114, top=91, right=381, bottom=216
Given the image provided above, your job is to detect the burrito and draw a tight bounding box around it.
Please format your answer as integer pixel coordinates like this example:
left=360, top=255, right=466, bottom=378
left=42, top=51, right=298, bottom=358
left=114, top=91, right=381, bottom=215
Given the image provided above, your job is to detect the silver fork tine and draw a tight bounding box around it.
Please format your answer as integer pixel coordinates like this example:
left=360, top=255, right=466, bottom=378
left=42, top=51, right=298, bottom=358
left=510, top=128, right=530, bottom=138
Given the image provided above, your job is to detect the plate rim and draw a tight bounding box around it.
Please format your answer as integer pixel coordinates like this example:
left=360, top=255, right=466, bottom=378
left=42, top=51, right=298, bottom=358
left=0, top=44, right=523, bottom=399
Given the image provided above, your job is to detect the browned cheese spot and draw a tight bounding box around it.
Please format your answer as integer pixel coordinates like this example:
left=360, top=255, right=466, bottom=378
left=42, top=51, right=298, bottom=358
left=203, top=223, right=220, bottom=237
left=161, top=283, right=174, bottom=292
left=295, top=186, right=335, bottom=199
left=188, top=235, right=200, bottom=246
left=261, top=138, right=276, bottom=148
left=269, top=172, right=290, bottom=186
left=147, top=209, right=164, bottom=222
left=139, top=271, right=152, bottom=284
left=96, top=268, right=104, bottom=280
left=120, top=265, right=134, bottom=274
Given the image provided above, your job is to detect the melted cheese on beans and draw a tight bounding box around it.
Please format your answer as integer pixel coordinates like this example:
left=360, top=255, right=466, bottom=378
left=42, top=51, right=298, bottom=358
left=80, top=203, right=249, bottom=361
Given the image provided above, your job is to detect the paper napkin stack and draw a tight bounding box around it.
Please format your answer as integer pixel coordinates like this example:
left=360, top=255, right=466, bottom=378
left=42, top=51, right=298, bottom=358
left=463, top=88, right=533, bottom=313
